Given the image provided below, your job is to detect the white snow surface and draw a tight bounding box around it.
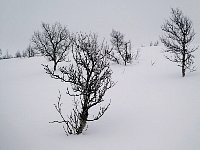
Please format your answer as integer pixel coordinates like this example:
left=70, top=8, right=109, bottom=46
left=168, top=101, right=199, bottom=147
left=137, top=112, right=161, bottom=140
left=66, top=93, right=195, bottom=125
left=0, top=46, right=200, bottom=150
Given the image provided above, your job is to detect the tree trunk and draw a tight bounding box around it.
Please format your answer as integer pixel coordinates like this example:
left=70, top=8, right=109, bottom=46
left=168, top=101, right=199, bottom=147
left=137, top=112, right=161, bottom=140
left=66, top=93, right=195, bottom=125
left=54, top=62, right=57, bottom=71
left=77, top=109, right=88, bottom=134
left=182, top=46, right=186, bottom=77
left=182, top=65, right=185, bottom=77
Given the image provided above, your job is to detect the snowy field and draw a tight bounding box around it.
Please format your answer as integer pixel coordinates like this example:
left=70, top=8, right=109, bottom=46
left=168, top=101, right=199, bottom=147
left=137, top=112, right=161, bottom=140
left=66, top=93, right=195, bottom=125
left=0, top=46, right=200, bottom=150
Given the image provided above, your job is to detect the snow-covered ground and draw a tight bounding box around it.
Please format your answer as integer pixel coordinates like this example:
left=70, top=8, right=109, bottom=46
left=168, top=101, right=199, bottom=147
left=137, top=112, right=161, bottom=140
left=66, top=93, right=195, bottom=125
left=0, top=46, right=200, bottom=150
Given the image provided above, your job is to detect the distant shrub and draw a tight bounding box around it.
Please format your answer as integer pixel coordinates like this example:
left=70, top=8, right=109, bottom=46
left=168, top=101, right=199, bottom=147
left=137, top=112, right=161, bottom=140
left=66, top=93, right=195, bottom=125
left=150, top=41, right=153, bottom=46
left=154, top=41, right=159, bottom=46
left=15, top=51, right=22, bottom=58
left=106, top=29, right=133, bottom=66
left=25, top=45, right=36, bottom=57
left=2, top=51, right=13, bottom=59
left=22, top=50, right=27, bottom=57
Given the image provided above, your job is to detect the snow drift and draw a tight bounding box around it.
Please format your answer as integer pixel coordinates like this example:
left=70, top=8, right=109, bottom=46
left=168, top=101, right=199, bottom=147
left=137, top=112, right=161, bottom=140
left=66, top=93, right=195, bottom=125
left=0, top=46, right=200, bottom=150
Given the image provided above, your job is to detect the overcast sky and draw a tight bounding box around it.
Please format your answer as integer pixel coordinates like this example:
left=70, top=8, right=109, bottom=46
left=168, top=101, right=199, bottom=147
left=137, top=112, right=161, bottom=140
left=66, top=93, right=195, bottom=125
left=0, top=0, right=200, bottom=54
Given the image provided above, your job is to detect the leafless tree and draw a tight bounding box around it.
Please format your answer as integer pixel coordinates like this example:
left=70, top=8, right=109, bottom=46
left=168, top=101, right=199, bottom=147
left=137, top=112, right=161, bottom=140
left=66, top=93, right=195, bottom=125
left=160, top=8, right=198, bottom=77
left=106, top=29, right=133, bottom=65
left=22, top=50, right=27, bottom=58
left=44, top=33, right=114, bottom=135
left=26, top=45, right=36, bottom=57
left=15, top=51, right=22, bottom=58
left=32, top=22, right=71, bottom=71
left=150, top=41, right=153, bottom=46
left=2, top=51, right=12, bottom=59
left=154, top=41, right=159, bottom=46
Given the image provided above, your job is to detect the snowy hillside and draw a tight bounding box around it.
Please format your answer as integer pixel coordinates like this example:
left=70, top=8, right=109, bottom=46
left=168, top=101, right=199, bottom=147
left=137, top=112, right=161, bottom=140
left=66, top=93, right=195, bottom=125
left=0, top=46, right=200, bottom=150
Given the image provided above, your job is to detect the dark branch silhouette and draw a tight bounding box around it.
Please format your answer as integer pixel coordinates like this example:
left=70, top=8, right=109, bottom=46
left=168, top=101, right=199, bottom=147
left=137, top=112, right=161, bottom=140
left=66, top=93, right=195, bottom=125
left=32, top=22, right=71, bottom=71
left=106, top=29, right=133, bottom=65
left=45, top=33, right=114, bottom=135
left=160, top=8, right=198, bottom=77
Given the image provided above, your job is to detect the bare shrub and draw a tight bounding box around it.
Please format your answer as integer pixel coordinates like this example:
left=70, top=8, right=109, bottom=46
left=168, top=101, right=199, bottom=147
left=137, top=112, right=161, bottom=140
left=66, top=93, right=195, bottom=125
left=106, top=29, right=133, bottom=65
left=44, top=33, right=114, bottom=135
left=15, top=51, right=22, bottom=58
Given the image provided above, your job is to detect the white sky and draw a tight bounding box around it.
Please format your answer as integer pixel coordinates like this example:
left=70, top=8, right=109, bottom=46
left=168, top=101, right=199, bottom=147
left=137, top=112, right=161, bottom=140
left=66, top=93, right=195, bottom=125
left=0, top=0, right=200, bottom=54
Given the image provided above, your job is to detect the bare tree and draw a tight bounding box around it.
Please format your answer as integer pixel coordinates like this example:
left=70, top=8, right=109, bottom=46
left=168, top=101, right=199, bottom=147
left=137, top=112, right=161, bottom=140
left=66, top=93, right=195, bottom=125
left=106, top=29, right=133, bottom=65
left=26, top=45, right=36, bottom=58
left=32, top=22, right=71, bottom=71
left=44, top=33, right=114, bottom=135
left=15, top=51, right=22, bottom=58
left=2, top=51, right=12, bottom=59
left=160, top=8, right=198, bottom=77
left=22, top=50, right=27, bottom=58
left=154, top=41, right=159, bottom=46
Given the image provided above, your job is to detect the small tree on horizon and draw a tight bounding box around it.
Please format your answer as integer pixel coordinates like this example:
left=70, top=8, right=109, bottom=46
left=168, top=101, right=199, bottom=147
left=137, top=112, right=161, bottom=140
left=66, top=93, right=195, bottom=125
left=32, top=22, right=71, bottom=71
left=15, top=51, right=22, bottom=58
left=26, top=45, right=36, bottom=58
left=106, top=29, right=133, bottom=66
left=2, top=51, right=12, bottom=59
left=160, top=8, right=198, bottom=77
